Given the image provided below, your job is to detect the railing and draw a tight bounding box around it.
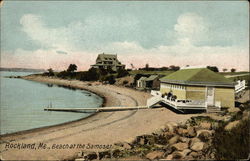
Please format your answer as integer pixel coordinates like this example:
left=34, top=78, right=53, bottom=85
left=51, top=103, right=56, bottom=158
left=235, top=80, right=246, bottom=93
left=175, top=99, right=206, bottom=110
left=150, top=90, right=162, bottom=96
left=215, top=101, right=221, bottom=109
left=147, top=95, right=206, bottom=110
left=147, top=95, right=163, bottom=107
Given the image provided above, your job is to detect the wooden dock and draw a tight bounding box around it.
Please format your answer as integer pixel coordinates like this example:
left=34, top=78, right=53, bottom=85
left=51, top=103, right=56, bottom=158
left=44, top=106, right=149, bottom=112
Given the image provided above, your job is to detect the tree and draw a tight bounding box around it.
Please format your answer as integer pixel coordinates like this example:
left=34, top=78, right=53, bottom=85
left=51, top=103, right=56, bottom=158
left=106, top=75, right=116, bottom=84
left=231, top=68, right=236, bottom=72
left=145, top=63, right=149, bottom=71
left=222, top=68, right=228, bottom=72
left=117, top=68, right=129, bottom=78
left=99, top=67, right=108, bottom=76
left=47, top=68, right=55, bottom=76
left=169, top=65, right=180, bottom=71
left=57, top=70, right=68, bottom=79
left=86, top=67, right=100, bottom=81
left=107, top=66, right=116, bottom=74
left=67, top=64, right=77, bottom=73
left=207, top=66, right=219, bottom=72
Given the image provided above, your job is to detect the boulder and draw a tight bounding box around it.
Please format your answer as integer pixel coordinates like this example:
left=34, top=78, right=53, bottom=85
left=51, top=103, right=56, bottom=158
left=177, top=128, right=188, bottom=136
left=98, top=151, right=111, bottom=160
left=162, top=145, right=174, bottom=156
left=168, top=135, right=180, bottom=145
left=154, top=128, right=164, bottom=135
left=180, top=149, right=191, bottom=157
left=84, top=152, right=98, bottom=160
left=75, top=158, right=85, bottom=161
left=154, top=144, right=164, bottom=149
left=199, top=122, right=212, bottom=130
left=184, top=155, right=194, bottom=160
left=77, top=151, right=84, bottom=158
left=224, top=120, right=240, bottom=131
left=189, top=138, right=201, bottom=147
left=228, top=107, right=241, bottom=113
left=190, top=142, right=205, bottom=151
left=165, top=123, right=178, bottom=133
left=172, top=142, right=188, bottom=151
left=112, top=149, right=121, bottom=158
left=179, top=137, right=190, bottom=143
left=223, top=115, right=232, bottom=122
left=113, top=142, right=132, bottom=151
left=165, top=154, right=173, bottom=160
left=122, top=156, right=142, bottom=160
left=212, top=122, right=219, bottom=129
left=139, top=138, right=145, bottom=145
left=189, top=151, right=198, bottom=158
left=123, top=142, right=132, bottom=150
left=162, top=131, right=174, bottom=138
left=114, top=142, right=124, bottom=147
left=146, top=151, right=164, bottom=160
left=242, top=111, right=250, bottom=121
left=197, top=130, right=213, bottom=142
left=187, top=126, right=196, bottom=137
left=172, top=151, right=184, bottom=159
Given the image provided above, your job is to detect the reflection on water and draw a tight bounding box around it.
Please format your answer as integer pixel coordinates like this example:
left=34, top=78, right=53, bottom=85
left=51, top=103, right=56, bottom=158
left=47, top=84, right=54, bottom=87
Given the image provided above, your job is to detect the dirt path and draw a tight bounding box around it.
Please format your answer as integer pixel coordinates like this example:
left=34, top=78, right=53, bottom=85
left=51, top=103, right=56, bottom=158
left=224, top=73, right=249, bottom=78
left=0, top=76, right=195, bottom=160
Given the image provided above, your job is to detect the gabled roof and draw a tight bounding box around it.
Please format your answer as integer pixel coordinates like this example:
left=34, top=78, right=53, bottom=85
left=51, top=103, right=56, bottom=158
left=160, top=68, right=234, bottom=87
left=145, top=75, right=159, bottom=81
left=138, top=77, right=148, bottom=81
left=97, top=53, right=117, bottom=61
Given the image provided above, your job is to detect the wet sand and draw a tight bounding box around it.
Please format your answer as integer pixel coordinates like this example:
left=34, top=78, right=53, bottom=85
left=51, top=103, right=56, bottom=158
left=0, top=76, right=195, bottom=160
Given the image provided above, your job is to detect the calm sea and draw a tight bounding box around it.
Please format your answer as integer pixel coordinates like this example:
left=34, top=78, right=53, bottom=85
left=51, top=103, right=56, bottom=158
left=0, top=71, right=103, bottom=135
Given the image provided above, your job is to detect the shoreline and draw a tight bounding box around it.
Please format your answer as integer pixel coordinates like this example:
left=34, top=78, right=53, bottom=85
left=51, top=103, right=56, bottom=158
left=1, top=75, right=134, bottom=140
left=1, top=75, right=195, bottom=160
left=0, top=76, right=107, bottom=138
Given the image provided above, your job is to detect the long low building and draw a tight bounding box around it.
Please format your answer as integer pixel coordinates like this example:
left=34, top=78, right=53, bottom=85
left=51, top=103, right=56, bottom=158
left=158, top=67, right=235, bottom=109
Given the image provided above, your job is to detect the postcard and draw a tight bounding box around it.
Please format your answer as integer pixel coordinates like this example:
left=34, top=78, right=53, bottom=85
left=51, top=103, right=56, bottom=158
left=0, top=0, right=249, bottom=160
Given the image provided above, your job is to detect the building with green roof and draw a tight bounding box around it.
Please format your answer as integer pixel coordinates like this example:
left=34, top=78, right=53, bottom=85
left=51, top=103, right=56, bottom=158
left=137, top=75, right=161, bottom=90
left=159, top=67, right=235, bottom=108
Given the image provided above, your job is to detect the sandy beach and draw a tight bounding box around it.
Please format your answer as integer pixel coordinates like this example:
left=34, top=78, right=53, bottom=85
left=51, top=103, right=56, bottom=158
left=0, top=76, right=196, bottom=160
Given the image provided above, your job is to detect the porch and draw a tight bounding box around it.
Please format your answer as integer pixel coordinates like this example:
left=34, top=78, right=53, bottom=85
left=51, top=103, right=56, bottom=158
left=148, top=90, right=221, bottom=113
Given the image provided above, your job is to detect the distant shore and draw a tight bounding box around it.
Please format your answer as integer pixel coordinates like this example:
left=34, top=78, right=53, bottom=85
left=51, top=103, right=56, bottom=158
left=0, top=75, right=196, bottom=160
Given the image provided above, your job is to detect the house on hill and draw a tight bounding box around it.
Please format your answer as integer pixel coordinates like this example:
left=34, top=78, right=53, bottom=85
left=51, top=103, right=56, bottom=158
left=147, top=67, right=235, bottom=112
left=91, top=53, right=125, bottom=71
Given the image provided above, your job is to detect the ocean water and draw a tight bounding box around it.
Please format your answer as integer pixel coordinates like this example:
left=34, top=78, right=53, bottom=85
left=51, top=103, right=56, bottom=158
left=0, top=71, right=103, bottom=135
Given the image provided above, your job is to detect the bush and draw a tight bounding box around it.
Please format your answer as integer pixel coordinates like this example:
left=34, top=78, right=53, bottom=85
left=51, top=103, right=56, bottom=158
left=123, top=80, right=129, bottom=85
left=106, top=75, right=116, bottom=84
left=117, top=69, right=129, bottom=78
left=212, top=116, right=250, bottom=160
left=57, top=70, right=69, bottom=79
left=42, top=68, right=55, bottom=76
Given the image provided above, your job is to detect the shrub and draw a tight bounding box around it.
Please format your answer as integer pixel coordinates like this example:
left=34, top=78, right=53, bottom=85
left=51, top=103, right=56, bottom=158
left=106, top=75, right=116, bottom=84
left=123, top=80, right=129, bottom=85
left=212, top=117, right=250, bottom=160
left=117, top=69, right=129, bottom=78
left=57, top=70, right=69, bottom=79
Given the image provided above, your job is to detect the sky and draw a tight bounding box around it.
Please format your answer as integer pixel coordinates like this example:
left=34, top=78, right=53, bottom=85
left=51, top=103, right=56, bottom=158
left=0, top=1, right=249, bottom=71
